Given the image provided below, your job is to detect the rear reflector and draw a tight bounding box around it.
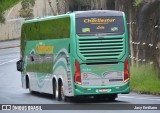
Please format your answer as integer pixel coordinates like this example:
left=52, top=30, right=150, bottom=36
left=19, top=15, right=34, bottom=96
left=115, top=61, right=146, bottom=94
left=124, top=58, right=130, bottom=82
left=74, top=60, right=81, bottom=85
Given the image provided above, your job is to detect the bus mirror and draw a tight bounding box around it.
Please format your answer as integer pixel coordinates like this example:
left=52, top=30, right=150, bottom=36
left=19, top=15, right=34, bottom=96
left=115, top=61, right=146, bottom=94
left=16, top=60, right=23, bottom=72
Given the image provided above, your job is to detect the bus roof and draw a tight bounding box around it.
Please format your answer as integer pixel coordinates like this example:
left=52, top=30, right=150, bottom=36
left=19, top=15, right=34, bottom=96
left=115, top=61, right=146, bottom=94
left=75, top=10, right=123, bottom=18
left=23, top=14, right=70, bottom=24
left=23, top=10, right=124, bottom=24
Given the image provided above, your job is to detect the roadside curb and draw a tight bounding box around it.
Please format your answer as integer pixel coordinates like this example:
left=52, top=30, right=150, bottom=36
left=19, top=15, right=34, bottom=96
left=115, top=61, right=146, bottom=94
left=131, top=90, right=160, bottom=96
left=0, top=45, right=20, bottom=49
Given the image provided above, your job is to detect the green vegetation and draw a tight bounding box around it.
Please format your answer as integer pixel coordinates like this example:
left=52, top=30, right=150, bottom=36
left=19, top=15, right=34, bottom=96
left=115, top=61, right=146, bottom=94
left=19, top=0, right=35, bottom=18
left=0, top=0, right=21, bottom=23
left=0, top=6, right=5, bottom=23
left=0, top=0, right=21, bottom=11
left=26, top=62, right=54, bottom=73
left=0, top=0, right=36, bottom=23
left=134, top=0, right=143, bottom=6
left=130, top=64, right=160, bottom=95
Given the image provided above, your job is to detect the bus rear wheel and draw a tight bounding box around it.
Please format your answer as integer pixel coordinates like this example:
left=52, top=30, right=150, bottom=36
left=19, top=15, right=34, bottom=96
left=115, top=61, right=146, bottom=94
left=55, top=80, right=62, bottom=101
left=55, top=81, right=60, bottom=101
left=52, top=80, right=56, bottom=99
left=60, top=82, right=68, bottom=102
left=55, top=80, right=68, bottom=101
left=28, top=79, right=33, bottom=94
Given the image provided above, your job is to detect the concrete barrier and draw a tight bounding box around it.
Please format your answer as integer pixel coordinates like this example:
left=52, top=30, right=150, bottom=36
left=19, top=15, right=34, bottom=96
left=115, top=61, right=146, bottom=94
left=0, top=18, right=24, bottom=41
left=0, top=0, right=61, bottom=41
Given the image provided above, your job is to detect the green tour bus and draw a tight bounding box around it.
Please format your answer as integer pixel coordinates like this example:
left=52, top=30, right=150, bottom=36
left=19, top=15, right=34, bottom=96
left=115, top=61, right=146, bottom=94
left=17, top=10, right=130, bottom=101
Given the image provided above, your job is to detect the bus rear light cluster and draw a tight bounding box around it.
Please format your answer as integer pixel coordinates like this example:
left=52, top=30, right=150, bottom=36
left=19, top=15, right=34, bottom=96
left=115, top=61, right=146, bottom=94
left=124, top=58, right=130, bottom=82
left=74, top=60, right=82, bottom=85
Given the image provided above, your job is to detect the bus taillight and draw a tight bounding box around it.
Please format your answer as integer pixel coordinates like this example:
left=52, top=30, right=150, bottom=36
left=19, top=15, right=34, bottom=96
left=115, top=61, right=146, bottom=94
left=124, top=58, right=130, bottom=82
left=74, top=60, right=81, bottom=85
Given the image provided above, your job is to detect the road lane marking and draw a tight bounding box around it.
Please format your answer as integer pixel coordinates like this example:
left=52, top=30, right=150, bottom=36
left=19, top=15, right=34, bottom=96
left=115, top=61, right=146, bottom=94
left=0, top=52, right=20, bottom=56
left=119, top=95, right=160, bottom=101
left=0, top=45, right=20, bottom=49
left=0, top=58, right=18, bottom=66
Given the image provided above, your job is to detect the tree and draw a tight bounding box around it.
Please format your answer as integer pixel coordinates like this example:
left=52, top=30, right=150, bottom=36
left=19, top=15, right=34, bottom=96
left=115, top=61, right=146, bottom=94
left=48, top=0, right=56, bottom=15
left=19, top=0, right=35, bottom=18
left=0, top=6, right=5, bottom=23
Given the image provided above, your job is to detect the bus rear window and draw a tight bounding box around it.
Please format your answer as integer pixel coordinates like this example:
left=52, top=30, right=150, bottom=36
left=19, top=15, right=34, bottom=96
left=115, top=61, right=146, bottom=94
left=76, top=16, right=124, bottom=36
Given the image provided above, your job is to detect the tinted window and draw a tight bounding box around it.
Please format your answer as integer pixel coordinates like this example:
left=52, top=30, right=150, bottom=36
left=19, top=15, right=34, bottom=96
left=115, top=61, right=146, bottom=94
left=76, top=16, right=124, bottom=36
left=38, top=17, right=70, bottom=39
left=25, top=17, right=70, bottom=41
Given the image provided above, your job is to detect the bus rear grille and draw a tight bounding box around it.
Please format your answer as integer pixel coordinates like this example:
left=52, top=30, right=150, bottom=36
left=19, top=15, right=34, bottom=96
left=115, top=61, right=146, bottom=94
left=78, top=37, right=124, bottom=60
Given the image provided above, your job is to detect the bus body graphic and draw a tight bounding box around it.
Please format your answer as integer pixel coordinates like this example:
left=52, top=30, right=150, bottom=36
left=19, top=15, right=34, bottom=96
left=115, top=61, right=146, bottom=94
left=17, top=10, right=130, bottom=101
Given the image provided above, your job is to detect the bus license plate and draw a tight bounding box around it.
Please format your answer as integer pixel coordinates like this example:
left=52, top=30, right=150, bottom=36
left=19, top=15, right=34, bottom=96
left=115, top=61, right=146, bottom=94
left=99, top=89, right=107, bottom=92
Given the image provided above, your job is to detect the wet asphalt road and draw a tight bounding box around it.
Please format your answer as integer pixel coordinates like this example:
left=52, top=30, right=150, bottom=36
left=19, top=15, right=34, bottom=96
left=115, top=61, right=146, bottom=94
left=0, top=40, right=159, bottom=113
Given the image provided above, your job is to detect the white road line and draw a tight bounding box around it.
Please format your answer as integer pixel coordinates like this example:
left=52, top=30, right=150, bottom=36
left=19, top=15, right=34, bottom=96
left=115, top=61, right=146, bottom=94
left=0, top=59, right=8, bottom=61
left=137, top=97, right=160, bottom=99
left=0, top=57, right=18, bottom=60
left=0, top=51, right=20, bottom=55
left=119, top=95, right=160, bottom=101
left=0, top=58, right=18, bottom=66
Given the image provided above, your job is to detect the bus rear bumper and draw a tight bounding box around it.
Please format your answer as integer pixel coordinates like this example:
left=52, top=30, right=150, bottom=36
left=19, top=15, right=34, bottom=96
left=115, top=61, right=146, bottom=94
left=74, top=81, right=130, bottom=96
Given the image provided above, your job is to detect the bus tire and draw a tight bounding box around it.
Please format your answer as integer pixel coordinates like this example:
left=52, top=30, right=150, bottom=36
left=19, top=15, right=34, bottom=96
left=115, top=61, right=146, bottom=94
left=28, top=78, right=33, bottom=94
left=56, top=81, right=62, bottom=101
left=55, top=81, right=60, bottom=101
left=57, top=81, right=67, bottom=102
left=55, top=80, right=62, bottom=101
left=60, top=82, right=68, bottom=102
left=52, top=79, right=56, bottom=99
